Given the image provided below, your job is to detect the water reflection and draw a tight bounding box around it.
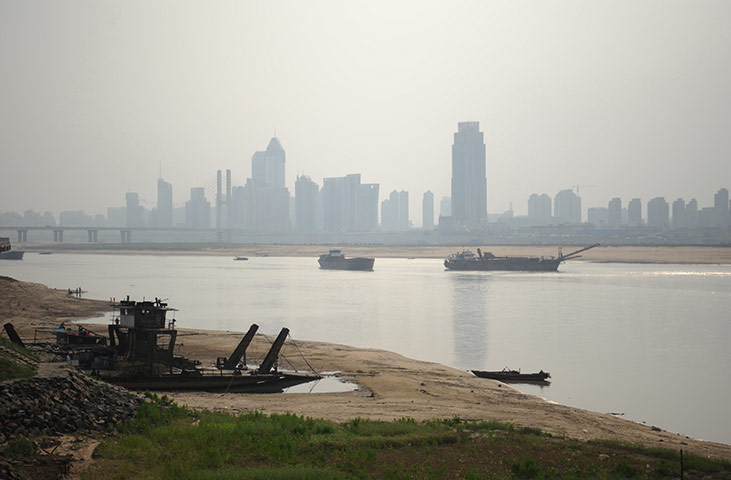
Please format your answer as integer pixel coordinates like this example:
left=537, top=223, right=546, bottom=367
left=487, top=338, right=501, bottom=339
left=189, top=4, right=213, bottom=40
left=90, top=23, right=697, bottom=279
left=450, top=273, right=489, bottom=368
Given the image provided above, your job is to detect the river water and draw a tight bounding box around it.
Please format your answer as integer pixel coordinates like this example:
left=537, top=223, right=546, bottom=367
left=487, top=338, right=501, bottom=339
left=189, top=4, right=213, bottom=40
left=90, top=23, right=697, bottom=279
left=2, top=253, right=730, bottom=445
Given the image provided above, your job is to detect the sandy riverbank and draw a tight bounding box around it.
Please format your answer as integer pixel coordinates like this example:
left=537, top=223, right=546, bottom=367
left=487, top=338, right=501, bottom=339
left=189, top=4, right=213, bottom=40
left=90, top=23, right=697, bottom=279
left=19, top=244, right=731, bottom=264
left=2, top=276, right=730, bottom=461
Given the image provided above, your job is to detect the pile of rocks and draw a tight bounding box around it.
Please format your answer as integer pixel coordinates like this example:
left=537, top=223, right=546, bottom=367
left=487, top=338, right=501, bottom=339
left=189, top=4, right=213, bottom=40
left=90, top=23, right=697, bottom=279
left=0, top=369, right=140, bottom=442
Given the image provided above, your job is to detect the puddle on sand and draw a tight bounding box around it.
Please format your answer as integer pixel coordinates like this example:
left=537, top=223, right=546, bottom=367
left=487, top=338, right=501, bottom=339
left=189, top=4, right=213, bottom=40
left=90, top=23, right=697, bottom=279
left=284, top=375, right=359, bottom=394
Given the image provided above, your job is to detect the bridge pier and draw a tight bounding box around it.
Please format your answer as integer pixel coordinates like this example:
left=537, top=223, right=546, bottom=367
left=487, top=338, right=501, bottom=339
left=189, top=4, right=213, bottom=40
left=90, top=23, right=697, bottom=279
left=87, top=230, right=98, bottom=243
left=53, top=229, right=64, bottom=242
left=17, top=229, right=27, bottom=243
left=120, top=229, right=132, bottom=244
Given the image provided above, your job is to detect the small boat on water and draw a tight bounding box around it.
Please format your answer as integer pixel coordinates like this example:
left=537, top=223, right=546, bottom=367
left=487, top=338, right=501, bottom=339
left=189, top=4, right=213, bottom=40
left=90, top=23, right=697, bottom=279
left=318, top=249, right=374, bottom=271
left=444, top=244, right=599, bottom=272
left=471, top=368, right=551, bottom=383
left=0, top=237, right=24, bottom=260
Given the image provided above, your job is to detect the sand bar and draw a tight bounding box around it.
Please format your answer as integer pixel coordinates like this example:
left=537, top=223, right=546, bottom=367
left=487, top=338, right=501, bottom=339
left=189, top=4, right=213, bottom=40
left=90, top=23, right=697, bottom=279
left=19, top=244, right=731, bottom=264
left=2, top=275, right=730, bottom=461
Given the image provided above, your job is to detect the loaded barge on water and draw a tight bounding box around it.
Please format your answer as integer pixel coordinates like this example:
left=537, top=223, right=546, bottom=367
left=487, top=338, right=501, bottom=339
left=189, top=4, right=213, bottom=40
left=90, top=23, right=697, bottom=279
left=318, top=249, right=375, bottom=271
left=0, top=237, right=24, bottom=260
left=444, top=244, right=599, bottom=272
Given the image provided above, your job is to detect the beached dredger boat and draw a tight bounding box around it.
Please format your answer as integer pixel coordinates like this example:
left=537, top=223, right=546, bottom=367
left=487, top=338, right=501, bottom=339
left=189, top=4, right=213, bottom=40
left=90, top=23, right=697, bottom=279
left=98, top=297, right=320, bottom=393
left=318, top=249, right=375, bottom=271
left=444, top=244, right=599, bottom=272
left=471, top=368, right=551, bottom=383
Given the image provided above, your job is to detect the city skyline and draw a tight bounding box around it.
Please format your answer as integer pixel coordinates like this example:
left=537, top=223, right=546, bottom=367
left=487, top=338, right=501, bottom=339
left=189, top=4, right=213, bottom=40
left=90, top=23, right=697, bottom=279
left=2, top=159, right=728, bottom=231
left=2, top=2, right=730, bottom=222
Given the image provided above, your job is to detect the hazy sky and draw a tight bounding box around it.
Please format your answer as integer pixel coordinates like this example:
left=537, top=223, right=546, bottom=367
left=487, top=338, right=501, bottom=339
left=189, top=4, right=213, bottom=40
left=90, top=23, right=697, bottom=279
left=2, top=1, right=730, bottom=224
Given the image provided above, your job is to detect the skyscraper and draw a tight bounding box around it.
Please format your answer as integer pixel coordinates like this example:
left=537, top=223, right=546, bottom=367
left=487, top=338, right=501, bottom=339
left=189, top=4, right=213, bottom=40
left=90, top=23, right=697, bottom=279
left=527, top=193, right=552, bottom=223
left=672, top=198, right=686, bottom=229
left=647, top=197, right=669, bottom=228
left=381, top=190, right=409, bottom=231
left=714, top=188, right=729, bottom=226
left=381, top=191, right=399, bottom=231
left=295, top=175, right=320, bottom=232
left=243, top=137, right=290, bottom=231
left=628, top=198, right=642, bottom=226
left=554, top=189, right=582, bottom=224
left=157, top=178, right=173, bottom=227
left=252, top=138, right=286, bottom=188
left=451, top=122, right=486, bottom=229
left=125, top=192, right=144, bottom=227
left=398, top=191, right=409, bottom=230
left=322, top=174, right=378, bottom=232
left=608, top=197, right=622, bottom=227
left=185, top=187, right=211, bottom=229
left=440, top=196, right=451, bottom=217
left=422, top=191, right=434, bottom=230
left=685, top=199, right=698, bottom=227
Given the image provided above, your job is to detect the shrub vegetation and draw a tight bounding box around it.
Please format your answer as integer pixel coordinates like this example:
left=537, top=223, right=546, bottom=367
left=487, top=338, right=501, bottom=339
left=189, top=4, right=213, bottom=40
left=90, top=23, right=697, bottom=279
left=80, top=394, right=731, bottom=479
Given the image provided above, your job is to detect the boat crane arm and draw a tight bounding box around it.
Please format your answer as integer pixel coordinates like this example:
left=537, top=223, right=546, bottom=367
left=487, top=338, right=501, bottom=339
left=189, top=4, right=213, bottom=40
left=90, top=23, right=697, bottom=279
left=559, top=243, right=600, bottom=260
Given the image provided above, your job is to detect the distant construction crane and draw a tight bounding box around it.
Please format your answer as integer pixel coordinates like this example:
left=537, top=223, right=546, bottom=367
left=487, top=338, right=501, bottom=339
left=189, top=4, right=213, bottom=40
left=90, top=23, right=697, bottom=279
left=572, top=185, right=595, bottom=196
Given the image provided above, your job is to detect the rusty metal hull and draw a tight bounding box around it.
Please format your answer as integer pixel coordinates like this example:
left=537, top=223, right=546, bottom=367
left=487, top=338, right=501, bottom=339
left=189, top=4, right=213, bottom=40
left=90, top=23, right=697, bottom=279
left=0, top=250, right=24, bottom=260
left=444, top=257, right=561, bottom=271
left=471, top=369, right=551, bottom=383
left=103, top=371, right=320, bottom=393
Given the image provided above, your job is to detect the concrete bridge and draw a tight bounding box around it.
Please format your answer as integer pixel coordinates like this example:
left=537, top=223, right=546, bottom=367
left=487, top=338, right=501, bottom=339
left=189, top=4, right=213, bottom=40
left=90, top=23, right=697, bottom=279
left=0, top=226, right=231, bottom=244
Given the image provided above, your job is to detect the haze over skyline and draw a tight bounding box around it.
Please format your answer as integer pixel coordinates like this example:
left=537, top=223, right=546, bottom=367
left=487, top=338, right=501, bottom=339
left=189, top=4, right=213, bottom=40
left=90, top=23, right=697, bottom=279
left=2, top=1, right=730, bottom=222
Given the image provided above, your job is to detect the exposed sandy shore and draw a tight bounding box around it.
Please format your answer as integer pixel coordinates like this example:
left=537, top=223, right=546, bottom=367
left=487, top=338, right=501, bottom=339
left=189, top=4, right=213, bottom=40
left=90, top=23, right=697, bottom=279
left=21, top=244, right=731, bottom=264
left=2, top=275, right=730, bottom=462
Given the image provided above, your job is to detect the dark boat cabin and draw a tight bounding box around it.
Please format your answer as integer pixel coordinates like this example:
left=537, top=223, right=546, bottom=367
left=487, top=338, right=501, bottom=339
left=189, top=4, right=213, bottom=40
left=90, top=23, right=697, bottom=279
left=109, top=297, right=178, bottom=373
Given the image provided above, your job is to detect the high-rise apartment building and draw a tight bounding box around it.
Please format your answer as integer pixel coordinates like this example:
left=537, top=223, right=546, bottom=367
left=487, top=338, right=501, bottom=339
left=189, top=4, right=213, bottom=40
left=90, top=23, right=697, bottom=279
left=451, top=122, right=486, bottom=229
left=398, top=191, right=409, bottom=230
left=358, top=183, right=380, bottom=231
left=381, top=190, right=410, bottom=231
left=440, top=196, right=451, bottom=217
left=554, top=189, right=582, bottom=224
left=295, top=175, right=320, bottom=232
left=608, top=197, right=622, bottom=227
left=157, top=179, right=173, bottom=227
left=714, top=188, right=729, bottom=226
left=322, top=174, right=378, bottom=232
left=527, top=193, right=552, bottom=223
left=381, top=191, right=399, bottom=231
left=628, top=198, right=642, bottom=226
left=422, top=191, right=434, bottom=230
left=647, top=197, right=669, bottom=228
left=125, top=192, right=144, bottom=227
left=185, top=187, right=211, bottom=229
left=672, top=198, right=686, bottom=229
left=685, top=198, right=698, bottom=227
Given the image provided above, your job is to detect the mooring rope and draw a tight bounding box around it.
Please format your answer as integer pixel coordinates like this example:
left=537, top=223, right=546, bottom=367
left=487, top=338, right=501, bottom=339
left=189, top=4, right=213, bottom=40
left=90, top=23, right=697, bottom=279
left=286, top=332, right=320, bottom=376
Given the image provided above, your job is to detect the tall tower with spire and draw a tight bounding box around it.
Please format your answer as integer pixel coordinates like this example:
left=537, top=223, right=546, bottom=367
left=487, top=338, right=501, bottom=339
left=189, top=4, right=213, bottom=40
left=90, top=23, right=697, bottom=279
left=252, top=137, right=285, bottom=188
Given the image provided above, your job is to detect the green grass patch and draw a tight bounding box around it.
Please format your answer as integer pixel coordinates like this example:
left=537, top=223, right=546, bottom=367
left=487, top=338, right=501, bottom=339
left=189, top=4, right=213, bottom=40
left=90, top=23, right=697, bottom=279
left=0, top=335, right=40, bottom=360
left=0, top=335, right=37, bottom=380
left=83, top=401, right=731, bottom=480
